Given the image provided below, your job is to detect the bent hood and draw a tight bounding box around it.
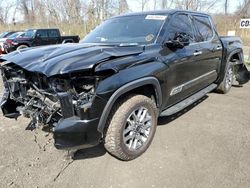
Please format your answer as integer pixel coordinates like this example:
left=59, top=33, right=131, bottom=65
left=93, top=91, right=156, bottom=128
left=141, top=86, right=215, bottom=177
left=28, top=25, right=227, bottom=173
left=0, top=43, right=144, bottom=77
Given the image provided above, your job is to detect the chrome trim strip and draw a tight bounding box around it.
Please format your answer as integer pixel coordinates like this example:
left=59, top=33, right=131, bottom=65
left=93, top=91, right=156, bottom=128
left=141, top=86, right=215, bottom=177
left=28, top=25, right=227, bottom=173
left=170, top=70, right=217, bottom=96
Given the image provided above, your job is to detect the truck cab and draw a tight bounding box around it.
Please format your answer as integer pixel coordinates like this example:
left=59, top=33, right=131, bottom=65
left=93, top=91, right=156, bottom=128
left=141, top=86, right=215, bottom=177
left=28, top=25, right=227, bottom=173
left=4, top=28, right=80, bottom=53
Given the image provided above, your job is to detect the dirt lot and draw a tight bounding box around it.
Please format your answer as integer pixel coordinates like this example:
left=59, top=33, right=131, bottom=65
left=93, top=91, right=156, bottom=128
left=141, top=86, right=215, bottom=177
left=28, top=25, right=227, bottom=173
left=0, top=77, right=250, bottom=187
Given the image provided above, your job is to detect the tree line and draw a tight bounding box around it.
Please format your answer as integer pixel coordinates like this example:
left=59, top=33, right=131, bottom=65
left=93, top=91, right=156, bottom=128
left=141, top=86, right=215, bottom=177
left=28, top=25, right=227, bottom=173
left=0, top=0, right=249, bottom=43
left=0, top=0, right=249, bottom=24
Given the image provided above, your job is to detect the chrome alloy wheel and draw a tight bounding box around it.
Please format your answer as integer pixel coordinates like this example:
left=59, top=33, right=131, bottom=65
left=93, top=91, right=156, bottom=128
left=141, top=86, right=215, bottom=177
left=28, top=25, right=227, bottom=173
left=225, top=64, right=233, bottom=89
left=123, top=106, right=152, bottom=151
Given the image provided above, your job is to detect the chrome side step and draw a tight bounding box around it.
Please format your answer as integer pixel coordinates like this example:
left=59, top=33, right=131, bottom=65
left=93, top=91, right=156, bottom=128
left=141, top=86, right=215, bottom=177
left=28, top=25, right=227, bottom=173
left=160, top=83, right=217, bottom=116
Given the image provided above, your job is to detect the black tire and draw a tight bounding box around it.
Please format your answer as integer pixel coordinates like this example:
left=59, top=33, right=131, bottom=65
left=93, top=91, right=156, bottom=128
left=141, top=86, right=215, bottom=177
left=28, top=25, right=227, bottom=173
left=104, top=95, right=158, bottom=161
left=216, top=61, right=234, bottom=94
left=17, top=45, right=28, bottom=50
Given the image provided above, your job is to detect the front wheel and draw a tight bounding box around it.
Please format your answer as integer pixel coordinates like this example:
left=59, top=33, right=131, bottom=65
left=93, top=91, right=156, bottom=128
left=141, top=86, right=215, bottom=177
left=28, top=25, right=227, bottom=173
left=216, top=61, right=234, bottom=94
left=17, top=45, right=28, bottom=51
left=104, top=95, right=158, bottom=161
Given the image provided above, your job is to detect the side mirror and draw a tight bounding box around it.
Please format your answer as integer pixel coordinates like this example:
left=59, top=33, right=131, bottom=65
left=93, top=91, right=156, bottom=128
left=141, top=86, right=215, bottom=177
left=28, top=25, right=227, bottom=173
left=164, top=32, right=190, bottom=49
left=164, top=40, right=185, bottom=49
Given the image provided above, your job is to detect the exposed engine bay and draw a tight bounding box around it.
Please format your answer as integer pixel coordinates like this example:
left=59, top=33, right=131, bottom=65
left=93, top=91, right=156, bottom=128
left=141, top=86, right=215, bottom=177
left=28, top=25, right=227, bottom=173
left=0, top=63, right=97, bottom=130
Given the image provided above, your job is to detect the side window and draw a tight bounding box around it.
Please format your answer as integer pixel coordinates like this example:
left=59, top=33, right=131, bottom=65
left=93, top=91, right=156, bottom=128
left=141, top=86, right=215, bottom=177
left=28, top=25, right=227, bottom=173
left=36, top=30, right=48, bottom=38
left=193, top=16, right=213, bottom=41
left=48, top=30, right=59, bottom=37
left=167, top=14, right=195, bottom=43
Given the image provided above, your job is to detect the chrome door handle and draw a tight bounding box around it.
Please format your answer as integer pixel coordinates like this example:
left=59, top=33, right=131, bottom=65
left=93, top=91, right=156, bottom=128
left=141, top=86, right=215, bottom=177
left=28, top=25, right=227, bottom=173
left=193, top=51, right=202, bottom=56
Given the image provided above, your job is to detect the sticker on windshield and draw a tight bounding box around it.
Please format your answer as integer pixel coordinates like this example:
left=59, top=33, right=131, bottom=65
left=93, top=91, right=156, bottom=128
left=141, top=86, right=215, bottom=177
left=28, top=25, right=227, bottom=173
left=145, top=15, right=167, bottom=20
left=145, top=34, right=155, bottom=42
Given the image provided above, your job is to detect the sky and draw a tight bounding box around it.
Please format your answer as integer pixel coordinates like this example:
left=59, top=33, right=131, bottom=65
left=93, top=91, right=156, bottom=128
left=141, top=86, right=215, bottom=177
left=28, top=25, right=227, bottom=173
left=1, top=0, right=246, bottom=23
left=127, top=0, right=244, bottom=14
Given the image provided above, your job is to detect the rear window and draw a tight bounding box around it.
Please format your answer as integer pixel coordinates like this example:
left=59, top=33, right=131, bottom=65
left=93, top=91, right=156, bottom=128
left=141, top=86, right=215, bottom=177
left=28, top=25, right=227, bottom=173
left=48, top=30, right=59, bottom=37
left=193, top=16, right=213, bottom=42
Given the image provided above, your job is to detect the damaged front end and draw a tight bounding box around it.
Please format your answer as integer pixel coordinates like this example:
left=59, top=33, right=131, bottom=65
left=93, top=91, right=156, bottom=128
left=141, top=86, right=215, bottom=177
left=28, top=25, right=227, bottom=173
left=0, top=62, right=103, bottom=150
left=234, top=62, right=250, bottom=85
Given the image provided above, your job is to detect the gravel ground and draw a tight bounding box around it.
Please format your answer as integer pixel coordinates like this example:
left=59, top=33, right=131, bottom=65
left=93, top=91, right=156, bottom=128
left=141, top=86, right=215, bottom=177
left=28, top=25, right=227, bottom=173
left=0, top=74, right=250, bottom=187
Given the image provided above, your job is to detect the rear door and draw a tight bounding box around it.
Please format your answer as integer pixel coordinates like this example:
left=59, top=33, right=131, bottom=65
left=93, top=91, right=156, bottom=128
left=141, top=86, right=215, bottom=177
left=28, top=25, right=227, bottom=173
left=191, top=15, right=222, bottom=82
left=47, top=29, right=60, bottom=44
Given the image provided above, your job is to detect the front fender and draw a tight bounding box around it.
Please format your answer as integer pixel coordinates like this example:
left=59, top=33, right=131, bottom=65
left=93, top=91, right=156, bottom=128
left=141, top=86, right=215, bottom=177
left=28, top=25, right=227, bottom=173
left=95, top=61, right=168, bottom=133
left=97, top=77, right=162, bottom=133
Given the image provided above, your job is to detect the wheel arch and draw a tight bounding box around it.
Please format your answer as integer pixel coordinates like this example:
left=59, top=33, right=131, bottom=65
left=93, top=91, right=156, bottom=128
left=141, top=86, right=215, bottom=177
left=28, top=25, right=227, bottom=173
left=62, top=39, right=74, bottom=43
left=97, top=77, right=162, bottom=134
left=216, top=49, right=243, bottom=84
left=17, top=43, right=30, bottom=47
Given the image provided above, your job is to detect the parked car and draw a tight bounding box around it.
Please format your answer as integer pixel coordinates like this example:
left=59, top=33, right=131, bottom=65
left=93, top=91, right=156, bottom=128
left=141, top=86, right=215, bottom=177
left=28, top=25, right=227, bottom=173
left=0, top=31, right=17, bottom=54
left=1, top=32, right=25, bottom=54
left=0, top=31, right=16, bottom=39
left=5, top=28, right=80, bottom=53
left=0, top=10, right=249, bottom=160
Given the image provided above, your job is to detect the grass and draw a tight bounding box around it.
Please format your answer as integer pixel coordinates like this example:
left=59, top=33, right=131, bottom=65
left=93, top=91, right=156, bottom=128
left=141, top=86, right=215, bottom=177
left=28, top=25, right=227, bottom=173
left=245, top=57, right=250, bottom=66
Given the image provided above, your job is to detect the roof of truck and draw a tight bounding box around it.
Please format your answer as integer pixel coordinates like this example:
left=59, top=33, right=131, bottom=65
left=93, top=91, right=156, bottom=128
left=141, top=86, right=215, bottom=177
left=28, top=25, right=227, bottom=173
left=114, top=9, right=209, bottom=18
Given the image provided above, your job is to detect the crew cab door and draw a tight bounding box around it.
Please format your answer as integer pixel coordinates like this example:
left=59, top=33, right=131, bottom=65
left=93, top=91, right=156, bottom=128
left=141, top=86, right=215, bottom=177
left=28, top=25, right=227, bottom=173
left=163, top=13, right=210, bottom=107
left=34, top=30, right=50, bottom=46
left=47, top=29, right=61, bottom=44
left=191, top=15, right=223, bottom=80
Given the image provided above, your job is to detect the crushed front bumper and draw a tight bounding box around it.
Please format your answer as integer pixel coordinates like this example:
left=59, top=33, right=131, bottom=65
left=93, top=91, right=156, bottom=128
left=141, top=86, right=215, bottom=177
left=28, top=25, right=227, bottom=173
left=54, top=117, right=102, bottom=150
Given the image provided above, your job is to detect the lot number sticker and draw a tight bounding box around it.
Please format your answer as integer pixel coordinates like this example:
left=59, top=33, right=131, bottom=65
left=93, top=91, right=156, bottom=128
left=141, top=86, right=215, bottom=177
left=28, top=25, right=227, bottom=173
left=145, top=15, right=167, bottom=20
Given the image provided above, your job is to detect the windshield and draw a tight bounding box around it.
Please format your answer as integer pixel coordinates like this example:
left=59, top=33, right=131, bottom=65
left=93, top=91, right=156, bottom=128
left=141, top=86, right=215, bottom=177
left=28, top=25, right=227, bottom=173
left=23, top=30, right=36, bottom=38
left=8, top=32, right=23, bottom=39
left=0, top=32, right=9, bottom=38
left=82, top=15, right=166, bottom=45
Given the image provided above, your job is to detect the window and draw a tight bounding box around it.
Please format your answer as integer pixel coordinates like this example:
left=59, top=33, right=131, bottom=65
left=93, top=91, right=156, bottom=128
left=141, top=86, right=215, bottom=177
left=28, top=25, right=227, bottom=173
left=48, top=30, right=59, bottom=37
left=36, top=30, right=48, bottom=38
left=83, top=15, right=166, bottom=44
left=167, top=14, right=195, bottom=42
left=193, top=16, right=213, bottom=41
left=24, top=30, right=36, bottom=38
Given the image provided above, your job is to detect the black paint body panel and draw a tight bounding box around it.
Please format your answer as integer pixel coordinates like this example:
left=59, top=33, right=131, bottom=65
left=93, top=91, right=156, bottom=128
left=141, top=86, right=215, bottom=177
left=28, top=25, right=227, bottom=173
left=0, top=10, right=248, bottom=150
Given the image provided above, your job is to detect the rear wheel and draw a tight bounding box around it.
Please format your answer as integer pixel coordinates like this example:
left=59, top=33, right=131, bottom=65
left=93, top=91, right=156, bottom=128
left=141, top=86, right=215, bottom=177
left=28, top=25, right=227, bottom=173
left=104, top=95, right=158, bottom=161
left=216, top=61, right=234, bottom=94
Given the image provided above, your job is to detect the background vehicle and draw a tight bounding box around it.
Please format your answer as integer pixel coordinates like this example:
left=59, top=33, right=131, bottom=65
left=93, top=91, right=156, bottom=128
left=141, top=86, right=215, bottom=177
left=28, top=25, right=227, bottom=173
left=0, top=31, right=16, bottom=39
left=0, top=10, right=249, bottom=161
left=5, top=28, right=80, bottom=53
left=0, top=31, right=17, bottom=54
left=1, top=32, right=25, bottom=54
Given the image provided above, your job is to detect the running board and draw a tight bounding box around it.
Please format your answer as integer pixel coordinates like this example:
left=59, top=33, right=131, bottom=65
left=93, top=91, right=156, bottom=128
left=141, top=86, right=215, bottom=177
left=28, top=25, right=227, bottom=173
left=160, top=84, right=217, bottom=116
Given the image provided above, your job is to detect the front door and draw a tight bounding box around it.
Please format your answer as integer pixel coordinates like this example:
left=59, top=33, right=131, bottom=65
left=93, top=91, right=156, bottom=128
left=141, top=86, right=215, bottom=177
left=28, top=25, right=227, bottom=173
left=35, top=30, right=50, bottom=46
left=162, top=13, right=207, bottom=107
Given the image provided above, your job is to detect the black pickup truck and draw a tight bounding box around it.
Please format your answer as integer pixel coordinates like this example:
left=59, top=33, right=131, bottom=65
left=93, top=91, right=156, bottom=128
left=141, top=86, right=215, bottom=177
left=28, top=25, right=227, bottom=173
left=3, top=28, right=80, bottom=53
left=0, top=10, right=249, bottom=160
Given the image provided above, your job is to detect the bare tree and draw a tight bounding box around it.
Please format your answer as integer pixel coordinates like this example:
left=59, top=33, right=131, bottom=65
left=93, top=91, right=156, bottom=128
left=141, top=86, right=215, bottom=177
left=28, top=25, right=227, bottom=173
left=19, top=0, right=36, bottom=23
left=0, top=0, right=15, bottom=24
left=119, top=0, right=129, bottom=14
left=137, top=0, right=149, bottom=11
left=236, top=0, right=250, bottom=17
left=224, top=0, right=228, bottom=15
left=173, top=0, right=218, bottom=12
